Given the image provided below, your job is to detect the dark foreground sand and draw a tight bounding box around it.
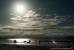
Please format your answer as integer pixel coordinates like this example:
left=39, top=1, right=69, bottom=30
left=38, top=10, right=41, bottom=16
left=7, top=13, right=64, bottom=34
left=0, top=44, right=51, bottom=50
left=0, top=44, right=73, bottom=50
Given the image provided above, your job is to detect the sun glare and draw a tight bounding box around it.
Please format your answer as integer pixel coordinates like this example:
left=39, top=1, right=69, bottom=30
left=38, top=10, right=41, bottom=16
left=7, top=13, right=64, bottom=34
left=15, top=3, right=26, bottom=14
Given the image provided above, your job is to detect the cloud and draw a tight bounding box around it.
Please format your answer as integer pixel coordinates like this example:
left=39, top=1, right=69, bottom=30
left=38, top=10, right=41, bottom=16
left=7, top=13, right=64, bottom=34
left=0, top=10, right=73, bottom=36
left=10, top=10, right=68, bottom=27
left=0, top=25, right=74, bottom=36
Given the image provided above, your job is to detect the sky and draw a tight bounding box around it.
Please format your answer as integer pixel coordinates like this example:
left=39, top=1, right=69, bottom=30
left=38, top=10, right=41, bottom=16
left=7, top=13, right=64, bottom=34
left=0, top=0, right=74, bottom=37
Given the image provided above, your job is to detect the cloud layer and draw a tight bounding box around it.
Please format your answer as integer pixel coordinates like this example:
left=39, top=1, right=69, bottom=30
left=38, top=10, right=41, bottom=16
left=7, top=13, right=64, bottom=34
left=0, top=10, right=73, bottom=37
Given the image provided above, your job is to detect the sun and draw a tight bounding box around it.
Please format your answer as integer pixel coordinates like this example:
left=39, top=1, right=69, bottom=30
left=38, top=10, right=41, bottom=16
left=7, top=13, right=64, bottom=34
left=14, top=3, right=26, bottom=14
